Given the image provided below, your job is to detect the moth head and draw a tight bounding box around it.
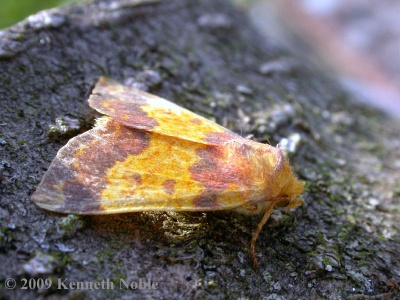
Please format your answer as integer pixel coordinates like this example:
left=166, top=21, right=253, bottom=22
left=272, top=171, right=304, bottom=209
left=270, top=151, right=304, bottom=209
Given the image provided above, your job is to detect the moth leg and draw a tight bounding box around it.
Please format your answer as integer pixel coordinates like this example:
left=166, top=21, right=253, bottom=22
left=250, top=203, right=275, bottom=267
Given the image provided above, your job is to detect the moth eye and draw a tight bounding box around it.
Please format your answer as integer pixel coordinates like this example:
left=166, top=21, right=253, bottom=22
left=275, top=199, right=290, bottom=208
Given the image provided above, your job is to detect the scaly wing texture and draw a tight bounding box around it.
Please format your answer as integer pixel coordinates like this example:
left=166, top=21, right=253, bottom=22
left=32, top=76, right=272, bottom=214
left=88, top=77, right=237, bottom=144
left=32, top=117, right=260, bottom=214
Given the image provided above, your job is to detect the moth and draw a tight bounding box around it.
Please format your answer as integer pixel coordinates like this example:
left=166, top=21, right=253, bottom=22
left=32, top=76, right=304, bottom=267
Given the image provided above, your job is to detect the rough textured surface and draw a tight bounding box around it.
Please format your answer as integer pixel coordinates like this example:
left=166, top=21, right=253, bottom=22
left=0, top=0, right=399, bottom=299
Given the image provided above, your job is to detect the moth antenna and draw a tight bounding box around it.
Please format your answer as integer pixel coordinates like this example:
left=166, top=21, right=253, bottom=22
left=250, top=204, right=275, bottom=267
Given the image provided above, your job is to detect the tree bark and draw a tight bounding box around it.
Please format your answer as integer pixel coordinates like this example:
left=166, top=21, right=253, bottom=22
left=0, top=0, right=399, bottom=299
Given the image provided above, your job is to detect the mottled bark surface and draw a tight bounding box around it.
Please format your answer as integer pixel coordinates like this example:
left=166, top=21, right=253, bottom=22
left=0, top=0, right=399, bottom=299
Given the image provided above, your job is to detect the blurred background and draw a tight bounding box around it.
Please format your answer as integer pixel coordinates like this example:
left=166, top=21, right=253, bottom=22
left=250, top=0, right=400, bottom=117
left=1, top=0, right=399, bottom=117
left=0, top=0, right=78, bottom=29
